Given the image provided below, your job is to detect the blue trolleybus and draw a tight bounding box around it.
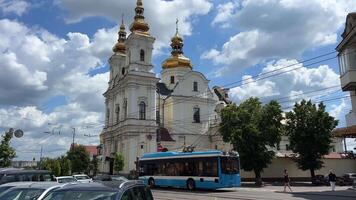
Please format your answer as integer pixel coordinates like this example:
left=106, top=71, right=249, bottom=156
left=138, top=150, right=241, bottom=190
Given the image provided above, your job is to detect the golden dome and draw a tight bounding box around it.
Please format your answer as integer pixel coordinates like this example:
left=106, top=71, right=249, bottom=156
left=162, top=19, right=192, bottom=69
left=113, top=18, right=127, bottom=54
left=130, top=0, right=150, bottom=35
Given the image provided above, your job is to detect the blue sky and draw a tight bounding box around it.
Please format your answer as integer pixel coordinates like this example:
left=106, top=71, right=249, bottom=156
left=0, top=0, right=355, bottom=160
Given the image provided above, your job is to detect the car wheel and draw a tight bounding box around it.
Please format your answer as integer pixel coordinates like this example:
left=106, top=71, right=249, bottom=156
left=148, top=178, right=155, bottom=188
left=187, top=179, right=195, bottom=191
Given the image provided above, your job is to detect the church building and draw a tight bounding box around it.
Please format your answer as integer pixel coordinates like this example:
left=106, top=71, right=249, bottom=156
left=100, top=0, right=228, bottom=174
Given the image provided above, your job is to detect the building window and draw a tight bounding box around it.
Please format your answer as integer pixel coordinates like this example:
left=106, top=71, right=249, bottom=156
left=286, top=144, right=290, bottom=151
left=123, top=99, right=127, bottom=119
left=193, top=81, right=198, bottom=91
left=122, top=67, right=125, bottom=75
left=115, top=104, right=120, bottom=124
left=170, top=76, right=175, bottom=84
left=193, top=107, right=200, bottom=123
left=106, top=108, right=110, bottom=126
left=139, top=101, right=146, bottom=120
left=140, top=49, right=145, bottom=62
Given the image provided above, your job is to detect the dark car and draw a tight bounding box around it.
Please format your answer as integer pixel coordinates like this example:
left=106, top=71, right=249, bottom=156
left=41, top=181, right=154, bottom=200
left=0, top=169, right=55, bottom=185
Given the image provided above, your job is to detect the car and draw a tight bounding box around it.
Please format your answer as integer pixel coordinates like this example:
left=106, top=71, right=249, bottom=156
left=342, top=173, right=356, bottom=185
left=0, top=182, right=66, bottom=200
left=41, top=181, right=154, bottom=200
left=73, top=174, right=93, bottom=183
left=0, top=169, right=55, bottom=185
left=93, top=174, right=129, bottom=182
left=111, top=176, right=129, bottom=182
left=55, top=176, right=77, bottom=183
left=0, top=182, right=32, bottom=195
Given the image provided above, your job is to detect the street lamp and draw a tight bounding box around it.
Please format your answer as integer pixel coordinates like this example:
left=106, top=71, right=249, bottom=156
left=7, top=128, right=24, bottom=138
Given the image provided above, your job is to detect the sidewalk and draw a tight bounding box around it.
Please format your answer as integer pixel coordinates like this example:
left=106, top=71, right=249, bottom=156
left=236, top=182, right=356, bottom=198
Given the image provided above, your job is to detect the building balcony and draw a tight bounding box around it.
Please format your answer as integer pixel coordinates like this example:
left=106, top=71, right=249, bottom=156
left=340, top=70, right=356, bottom=91
left=346, top=111, right=356, bottom=126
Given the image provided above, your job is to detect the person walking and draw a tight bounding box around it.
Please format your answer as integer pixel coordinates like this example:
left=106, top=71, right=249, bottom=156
left=328, top=170, right=337, bottom=191
left=283, top=169, right=292, bottom=192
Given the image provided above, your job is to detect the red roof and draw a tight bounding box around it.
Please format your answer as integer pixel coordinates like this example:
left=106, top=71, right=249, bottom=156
left=84, top=146, right=98, bottom=156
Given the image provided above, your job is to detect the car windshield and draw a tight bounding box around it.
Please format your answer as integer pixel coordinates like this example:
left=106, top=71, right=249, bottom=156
left=221, top=156, right=240, bottom=174
left=43, top=191, right=117, bottom=200
left=0, top=188, right=45, bottom=200
left=75, top=175, right=90, bottom=180
left=0, top=186, right=12, bottom=195
left=58, top=178, right=76, bottom=183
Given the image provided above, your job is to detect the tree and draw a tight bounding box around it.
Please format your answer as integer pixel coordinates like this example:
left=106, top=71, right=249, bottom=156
left=0, top=131, right=16, bottom=167
left=67, top=145, right=90, bottom=174
left=58, top=156, right=71, bottom=176
left=220, top=98, right=283, bottom=185
left=285, top=100, right=338, bottom=183
left=114, top=153, right=124, bottom=173
left=41, top=158, right=61, bottom=177
left=90, top=156, right=99, bottom=177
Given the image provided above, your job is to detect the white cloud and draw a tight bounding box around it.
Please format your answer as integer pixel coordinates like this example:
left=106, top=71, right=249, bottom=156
left=0, top=19, right=111, bottom=160
left=56, top=0, right=213, bottom=52
left=0, top=0, right=30, bottom=16
left=229, top=59, right=340, bottom=108
left=204, top=0, right=356, bottom=75
left=0, top=19, right=110, bottom=107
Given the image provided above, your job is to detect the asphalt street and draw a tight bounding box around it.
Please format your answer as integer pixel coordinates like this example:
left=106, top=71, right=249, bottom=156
left=152, top=186, right=356, bottom=200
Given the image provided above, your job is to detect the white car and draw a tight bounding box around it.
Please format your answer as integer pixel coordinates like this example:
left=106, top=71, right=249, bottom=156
left=55, top=176, right=77, bottom=183
left=73, top=174, right=92, bottom=183
left=0, top=182, right=66, bottom=200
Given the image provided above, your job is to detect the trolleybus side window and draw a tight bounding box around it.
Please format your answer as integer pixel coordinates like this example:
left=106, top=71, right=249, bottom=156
left=221, top=157, right=240, bottom=174
left=140, top=157, right=218, bottom=177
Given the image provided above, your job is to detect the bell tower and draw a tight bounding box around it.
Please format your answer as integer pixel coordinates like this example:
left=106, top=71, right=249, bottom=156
left=126, top=0, right=155, bottom=72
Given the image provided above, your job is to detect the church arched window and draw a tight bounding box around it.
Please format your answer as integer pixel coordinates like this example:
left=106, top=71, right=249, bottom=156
left=139, top=101, right=146, bottom=120
left=106, top=108, right=110, bottom=127
left=193, top=106, right=200, bottom=123
left=193, top=81, right=198, bottom=91
left=140, top=49, right=145, bottom=62
left=123, top=99, right=128, bottom=119
left=115, top=104, right=120, bottom=124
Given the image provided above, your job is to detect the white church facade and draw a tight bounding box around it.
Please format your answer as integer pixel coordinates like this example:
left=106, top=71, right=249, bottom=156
left=99, top=0, right=229, bottom=174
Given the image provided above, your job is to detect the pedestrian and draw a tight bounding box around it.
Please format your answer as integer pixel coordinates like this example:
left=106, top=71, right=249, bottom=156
left=328, top=170, right=337, bottom=191
left=283, top=169, right=292, bottom=192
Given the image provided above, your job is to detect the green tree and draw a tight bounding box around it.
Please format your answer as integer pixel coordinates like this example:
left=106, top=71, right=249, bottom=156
left=220, top=98, right=283, bottom=185
left=285, top=100, right=338, bottom=182
left=114, top=153, right=124, bottom=173
left=67, top=145, right=90, bottom=173
left=41, top=158, right=61, bottom=177
left=58, top=156, right=71, bottom=176
left=90, top=156, right=99, bottom=176
left=0, top=131, right=16, bottom=167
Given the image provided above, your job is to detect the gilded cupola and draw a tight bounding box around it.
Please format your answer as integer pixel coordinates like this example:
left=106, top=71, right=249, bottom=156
left=162, top=19, right=192, bottom=69
left=113, top=17, right=127, bottom=54
left=130, top=0, right=150, bottom=36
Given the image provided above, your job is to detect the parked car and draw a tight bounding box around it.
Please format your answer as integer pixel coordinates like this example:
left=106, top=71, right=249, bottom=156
left=0, top=182, right=31, bottom=195
left=0, top=169, right=55, bottom=185
left=0, top=182, right=65, bottom=200
left=93, top=174, right=128, bottom=182
left=41, top=181, right=154, bottom=200
left=342, top=173, right=356, bottom=185
left=73, top=174, right=93, bottom=183
left=55, top=176, right=77, bottom=183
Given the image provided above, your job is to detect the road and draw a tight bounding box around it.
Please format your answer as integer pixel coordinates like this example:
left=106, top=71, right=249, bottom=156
left=152, top=186, right=356, bottom=200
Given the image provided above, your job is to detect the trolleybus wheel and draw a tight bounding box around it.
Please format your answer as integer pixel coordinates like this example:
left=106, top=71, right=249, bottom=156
left=187, top=179, right=195, bottom=191
left=148, top=178, right=155, bottom=188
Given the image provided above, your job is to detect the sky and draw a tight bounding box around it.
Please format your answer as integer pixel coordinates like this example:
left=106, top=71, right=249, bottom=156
left=0, top=0, right=355, bottom=160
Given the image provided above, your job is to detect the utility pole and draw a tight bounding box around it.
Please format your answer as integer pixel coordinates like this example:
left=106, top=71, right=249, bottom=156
left=71, top=128, right=76, bottom=150
left=39, top=146, right=43, bottom=169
